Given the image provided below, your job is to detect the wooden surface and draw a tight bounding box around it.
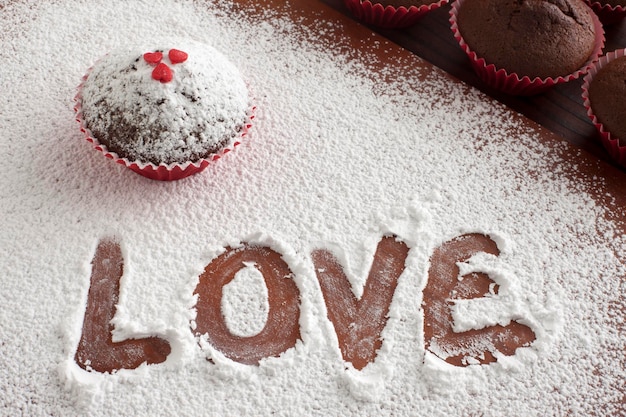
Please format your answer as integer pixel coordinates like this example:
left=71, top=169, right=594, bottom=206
left=66, top=1, right=625, bottom=414
left=233, top=4, right=625, bottom=411
left=320, top=0, right=626, bottom=172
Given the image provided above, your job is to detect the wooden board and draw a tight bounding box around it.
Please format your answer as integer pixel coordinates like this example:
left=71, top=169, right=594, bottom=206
left=76, top=0, right=625, bottom=407
left=2, top=0, right=624, bottom=415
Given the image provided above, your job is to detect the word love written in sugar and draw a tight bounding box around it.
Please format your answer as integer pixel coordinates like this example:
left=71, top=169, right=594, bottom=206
left=74, top=234, right=536, bottom=373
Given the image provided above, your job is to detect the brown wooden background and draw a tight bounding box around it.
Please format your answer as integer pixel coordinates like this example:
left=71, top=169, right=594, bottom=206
left=320, top=0, right=626, bottom=172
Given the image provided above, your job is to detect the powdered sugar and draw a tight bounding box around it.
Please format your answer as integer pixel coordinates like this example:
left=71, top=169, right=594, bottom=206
left=0, top=1, right=624, bottom=416
left=221, top=262, right=270, bottom=337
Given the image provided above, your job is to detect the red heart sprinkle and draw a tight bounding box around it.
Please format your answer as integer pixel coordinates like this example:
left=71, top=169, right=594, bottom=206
left=169, top=49, right=188, bottom=64
left=152, top=62, right=173, bottom=83
left=143, top=51, right=163, bottom=64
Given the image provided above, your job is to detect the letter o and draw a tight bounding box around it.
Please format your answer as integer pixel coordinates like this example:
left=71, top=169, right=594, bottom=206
left=193, top=244, right=301, bottom=365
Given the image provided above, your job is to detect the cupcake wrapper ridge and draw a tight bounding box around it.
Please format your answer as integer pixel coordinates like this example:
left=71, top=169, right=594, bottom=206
left=450, top=0, right=605, bottom=96
left=582, top=48, right=626, bottom=168
left=585, top=0, right=626, bottom=25
left=344, top=0, right=449, bottom=29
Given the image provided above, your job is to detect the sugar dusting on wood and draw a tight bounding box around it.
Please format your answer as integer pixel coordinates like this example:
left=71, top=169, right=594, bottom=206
left=0, top=0, right=624, bottom=416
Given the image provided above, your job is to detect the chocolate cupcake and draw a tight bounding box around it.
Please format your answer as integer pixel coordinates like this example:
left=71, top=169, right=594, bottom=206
left=582, top=49, right=626, bottom=167
left=75, top=40, right=253, bottom=181
left=344, top=0, right=448, bottom=28
left=584, top=0, right=626, bottom=25
left=450, top=0, right=604, bottom=95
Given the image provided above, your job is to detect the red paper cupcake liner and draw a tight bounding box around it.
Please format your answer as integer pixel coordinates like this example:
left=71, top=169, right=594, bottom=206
left=450, top=0, right=605, bottom=96
left=74, top=72, right=255, bottom=181
left=343, top=0, right=449, bottom=29
left=584, top=0, right=626, bottom=25
left=582, top=49, right=626, bottom=168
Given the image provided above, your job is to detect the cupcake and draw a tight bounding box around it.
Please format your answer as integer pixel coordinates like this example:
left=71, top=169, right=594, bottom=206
left=582, top=49, right=626, bottom=167
left=584, top=0, right=626, bottom=25
left=344, top=0, right=449, bottom=28
left=75, top=40, right=253, bottom=181
left=450, top=0, right=604, bottom=95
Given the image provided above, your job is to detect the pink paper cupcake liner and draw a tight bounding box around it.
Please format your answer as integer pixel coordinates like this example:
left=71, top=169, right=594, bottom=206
left=74, top=72, right=255, bottom=182
left=344, top=0, right=449, bottom=29
left=582, top=49, right=626, bottom=168
left=584, top=0, right=626, bottom=25
left=450, top=0, right=605, bottom=96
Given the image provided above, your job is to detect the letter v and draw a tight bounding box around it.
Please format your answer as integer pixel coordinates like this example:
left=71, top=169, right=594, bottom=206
left=74, top=238, right=171, bottom=373
left=311, top=235, right=409, bottom=370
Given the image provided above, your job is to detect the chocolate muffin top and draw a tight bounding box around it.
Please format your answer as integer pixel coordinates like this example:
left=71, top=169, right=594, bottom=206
left=79, top=41, right=250, bottom=165
left=456, top=0, right=597, bottom=79
left=588, top=56, right=626, bottom=146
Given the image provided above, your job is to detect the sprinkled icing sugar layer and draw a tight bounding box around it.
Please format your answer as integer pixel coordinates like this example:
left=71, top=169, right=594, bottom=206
left=79, top=40, right=250, bottom=165
left=0, top=1, right=624, bottom=416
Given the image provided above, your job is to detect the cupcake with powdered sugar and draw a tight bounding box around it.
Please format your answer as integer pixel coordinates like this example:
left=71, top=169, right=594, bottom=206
left=75, top=40, right=253, bottom=181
